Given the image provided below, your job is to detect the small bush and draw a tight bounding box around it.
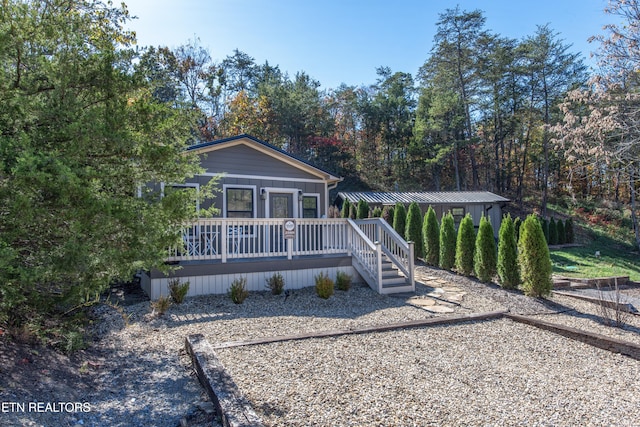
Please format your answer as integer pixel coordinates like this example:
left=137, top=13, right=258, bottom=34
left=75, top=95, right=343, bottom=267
left=228, top=277, right=249, bottom=304
left=518, top=214, right=552, bottom=297
left=423, top=206, right=439, bottom=266
left=406, top=202, right=423, bottom=260
left=356, top=199, right=370, bottom=219
left=341, top=199, right=351, bottom=218
left=455, top=213, right=476, bottom=276
left=497, top=214, right=520, bottom=289
left=152, top=295, right=171, bottom=316
left=474, top=215, right=496, bottom=283
left=168, top=278, right=190, bottom=304
left=439, top=212, right=456, bottom=270
left=336, top=271, right=352, bottom=291
left=315, top=272, right=334, bottom=299
left=393, top=203, right=407, bottom=237
left=266, top=272, right=285, bottom=295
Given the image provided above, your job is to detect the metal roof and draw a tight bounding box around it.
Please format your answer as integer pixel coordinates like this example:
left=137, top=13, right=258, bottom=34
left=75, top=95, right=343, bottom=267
left=337, top=191, right=510, bottom=205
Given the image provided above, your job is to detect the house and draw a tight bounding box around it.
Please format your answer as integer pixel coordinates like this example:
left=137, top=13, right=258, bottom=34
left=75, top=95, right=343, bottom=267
left=140, top=135, right=415, bottom=299
left=336, top=191, right=510, bottom=238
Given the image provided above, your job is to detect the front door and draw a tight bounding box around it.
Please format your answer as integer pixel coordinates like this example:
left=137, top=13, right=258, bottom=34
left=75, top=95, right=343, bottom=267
left=270, top=193, right=294, bottom=218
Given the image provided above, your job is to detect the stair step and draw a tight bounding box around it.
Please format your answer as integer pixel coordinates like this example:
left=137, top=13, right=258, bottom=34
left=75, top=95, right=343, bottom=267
left=382, top=276, right=408, bottom=286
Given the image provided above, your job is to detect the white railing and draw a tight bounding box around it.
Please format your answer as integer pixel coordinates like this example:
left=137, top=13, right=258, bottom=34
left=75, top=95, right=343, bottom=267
left=346, top=219, right=383, bottom=293
left=354, top=218, right=415, bottom=286
left=168, top=218, right=350, bottom=262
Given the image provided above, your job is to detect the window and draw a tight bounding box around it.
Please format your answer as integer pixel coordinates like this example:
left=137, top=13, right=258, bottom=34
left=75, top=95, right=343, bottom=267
left=451, top=207, right=465, bottom=224
left=226, top=188, right=254, bottom=218
left=302, top=195, right=319, bottom=218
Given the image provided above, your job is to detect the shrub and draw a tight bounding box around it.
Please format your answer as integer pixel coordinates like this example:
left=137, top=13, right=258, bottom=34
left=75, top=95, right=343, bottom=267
left=405, top=202, right=423, bottom=260
left=168, top=278, right=190, bottom=304
left=514, top=217, right=522, bottom=242
left=557, top=218, right=566, bottom=244
left=393, top=203, right=407, bottom=237
left=356, top=199, right=370, bottom=219
left=540, top=217, right=550, bottom=244
left=381, top=205, right=394, bottom=225
left=315, top=272, right=334, bottom=299
left=455, top=214, right=476, bottom=276
left=341, top=199, right=351, bottom=218
left=565, top=218, right=575, bottom=243
left=371, top=207, right=382, bottom=218
left=336, top=271, right=352, bottom=291
left=265, top=272, right=285, bottom=295
left=548, top=217, right=558, bottom=245
left=151, top=295, right=171, bottom=316
left=497, top=214, right=519, bottom=289
left=423, top=206, right=440, bottom=266
left=474, top=216, right=497, bottom=283
left=439, top=212, right=456, bottom=270
left=228, top=277, right=249, bottom=304
left=349, top=204, right=357, bottom=219
left=518, top=214, right=552, bottom=297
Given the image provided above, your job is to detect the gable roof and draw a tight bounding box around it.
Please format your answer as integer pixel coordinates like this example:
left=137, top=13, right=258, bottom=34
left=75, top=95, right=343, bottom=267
left=188, top=134, right=342, bottom=184
left=338, top=191, right=509, bottom=205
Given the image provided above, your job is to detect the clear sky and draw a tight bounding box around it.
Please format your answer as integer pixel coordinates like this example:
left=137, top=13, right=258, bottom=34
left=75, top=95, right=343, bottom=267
left=123, top=0, right=612, bottom=90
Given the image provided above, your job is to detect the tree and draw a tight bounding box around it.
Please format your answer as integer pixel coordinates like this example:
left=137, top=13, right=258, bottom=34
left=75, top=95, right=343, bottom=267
left=518, top=214, right=553, bottom=297
left=557, top=218, right=566, bottom=245
left=455, top=214, right=476, bottom=276
left=341, top=199, right=351, bottom=218
left=548, top=217, right=558, bottom=245
left=393, top=203, right=407, bottom=237
left=0, top=0, right=206, bottom=325
left=406, top=202, right=423, bottom=259
left=423, top=206, right=440, bottom=265
left=565, top=218, right=575, bottom=244
left=474, top=215, right=497, bottom=282
left=497, top=214, right=519, bottom=289
left=439, top=212, right=457, bottom=270
left=356, top=199, right=370, bottom=219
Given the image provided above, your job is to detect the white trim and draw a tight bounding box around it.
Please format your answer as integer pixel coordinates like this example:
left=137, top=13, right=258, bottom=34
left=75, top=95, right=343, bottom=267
left=262, top=187, right=300, bottom=218
left=197, top=172, right=327, bottom=184
left=302, top=193, right=320, bottom=218
left=223, top=184, right=257, bottom=218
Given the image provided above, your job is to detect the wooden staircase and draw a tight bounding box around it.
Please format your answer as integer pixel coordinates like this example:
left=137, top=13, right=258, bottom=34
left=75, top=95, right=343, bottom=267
left=379, top=257, right=414, bottom=294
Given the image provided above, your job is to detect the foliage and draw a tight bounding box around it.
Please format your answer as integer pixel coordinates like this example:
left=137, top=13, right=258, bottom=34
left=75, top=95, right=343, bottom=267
left=315, top=272, right=334, bottom=299
left=514, top=217, right=522, bottom=242
left=341, top=199, right=351, bottom=218
left=455, top=214, right=476, bottom=276
left=548, top=218, right=559, bottom=245
left=405, top=202, right=424, bottom=259
left=349, top=204, right=357, bottom=219
left=152, top=296, right=172, bottom=316
left=356, top=199, right=370, bottom=219
left=557, top=219, right=566, bottom=245
left=497, top=214, right=520, bottom=289
left=371, top=207, right=382, bottom=217
left=565, top=218, right=575, bottom=244
left=381, top=205, right=395, bottom=225
left=518, top=214, right=553, bottom=297
left=393, top=203, right=407, bottom=237
left=439, top=212, right=457, bottom=270
left=336, top=271, right=352, bottom=291
left=228, top=277, right=249, bottom=304
left=540, top=218, right=550, bottom=244
left=474, top=216, right=497, bottom=283
left=265, top=272, right=285, bottom=295
left=0, top=0, right=209, bottom=326
left=168, top=278, right=190, bottom=304
left=423, top=206, right=440, bottom=266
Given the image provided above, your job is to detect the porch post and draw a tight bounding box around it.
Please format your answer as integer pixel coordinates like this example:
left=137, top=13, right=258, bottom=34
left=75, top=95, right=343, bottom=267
left=221, top=219, right=227, bottom=263
left=376, top=241, right=383, bottom=294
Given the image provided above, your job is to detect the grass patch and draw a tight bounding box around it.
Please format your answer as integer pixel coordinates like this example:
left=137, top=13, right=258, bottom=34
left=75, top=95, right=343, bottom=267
left=551, top=243, right=640, bottom=281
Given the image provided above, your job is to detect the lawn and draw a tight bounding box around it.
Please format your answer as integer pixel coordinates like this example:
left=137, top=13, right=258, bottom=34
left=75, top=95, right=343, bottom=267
left=550, top=243, right=640, bottom=281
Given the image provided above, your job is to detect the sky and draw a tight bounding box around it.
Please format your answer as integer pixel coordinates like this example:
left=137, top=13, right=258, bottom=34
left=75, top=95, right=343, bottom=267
left=122, top=0, right=612, bottom=90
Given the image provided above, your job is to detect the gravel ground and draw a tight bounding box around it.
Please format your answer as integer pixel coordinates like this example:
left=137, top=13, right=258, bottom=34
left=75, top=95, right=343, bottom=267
left=2, top=264, right=640, bottom=426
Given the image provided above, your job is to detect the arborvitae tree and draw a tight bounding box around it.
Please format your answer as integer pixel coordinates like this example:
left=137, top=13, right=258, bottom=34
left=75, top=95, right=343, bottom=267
left=474, top=215, right=497, bottom=282
left=518, top=214, right=553, bottom=297
left=356, top=199, right=370, bottom=219
left=548, top=217, right=558, bottom=245
left=497, top=214, right=519, bottom=289
left=541, top=217, right=550, bottom=244
left=341, top=199, right=351, bottom=218
left=455, top=214, right=476, bottom=276
left=405, top=202, right=423, bottom=259
left=514, top=217, right=522, bottom=242
left=423, top=206, right=440, bottom=265
left=565, top=218, right=575, bottom=244
left=393, top=202, right=407, bottom=237
left=349, top=204, right=357, bottom=219
left=372, top=207, right=382, bottom=217
left=557, top=218, right=566, bottom=245
left=439, top=212, right=456, bottom=270
left=381, top=205, right=394, bottom=225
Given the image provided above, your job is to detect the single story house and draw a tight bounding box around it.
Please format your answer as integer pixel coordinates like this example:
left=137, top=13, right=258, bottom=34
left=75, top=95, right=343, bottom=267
left=336, top=191, right=510, bottom=238
left=140, top=135, right=416, bottom=299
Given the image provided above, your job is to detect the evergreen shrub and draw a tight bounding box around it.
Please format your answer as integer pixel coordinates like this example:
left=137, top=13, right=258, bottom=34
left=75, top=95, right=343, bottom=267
left=393, top=203, right=407, bottom=237
left=423, top=206, right=439, bottom=266
left=455, top=214, right=475, bottom=276
left=439, top=212, right=456, bottom=270
left=497, top=214, right=519, bottom=289
left=406, top=202, right=423, bottom=259
left=474, top=216, right=497, bottom=283
left=548, top=217, right=558, bottom=245
left=357, top=199, right=370, bottom=219
left=518, top=214, right=553, bottom=297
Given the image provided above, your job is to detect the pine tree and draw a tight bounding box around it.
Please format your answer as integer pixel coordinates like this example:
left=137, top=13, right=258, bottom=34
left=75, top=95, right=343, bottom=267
left=439, top=212, right=456, bottom=270
left=356, top=199, right=370, bottom=219
left=474, top=216, right=497, bottom=282
left=497, top=214, right=519, bottom=289
left=455, top=214, right=476, bottom=276
left=341, top=199, right=351, bottom=218
left=541, top=217, right=550, bottom=244
left=405, top=202, right=423, bottom=259
left=548, top=217, right=558, bottom=245
left=393, top=203, right=407, bottom=237
left=518, top=214, right=553, bottom=297
left=423, top=206, right=439, bottom=266
left=565, top=218, right=575, bottom=243
left=557, top=218, right=566, bottom=245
